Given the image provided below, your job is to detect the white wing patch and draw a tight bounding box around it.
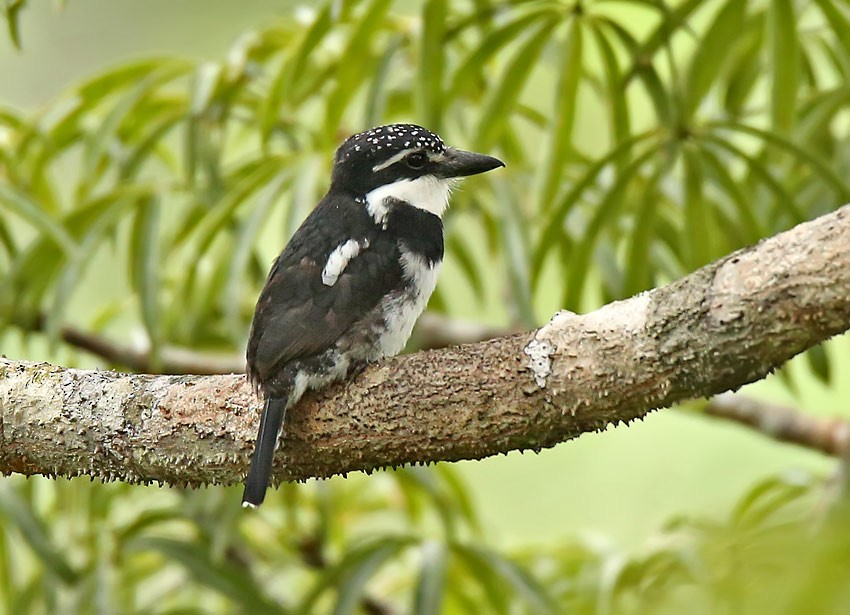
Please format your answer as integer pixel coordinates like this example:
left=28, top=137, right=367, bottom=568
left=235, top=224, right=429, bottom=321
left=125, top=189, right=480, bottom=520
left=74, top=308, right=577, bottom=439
left=322, top=239, right=369, bottom=286
left=366, top=175, right=453, bottom=225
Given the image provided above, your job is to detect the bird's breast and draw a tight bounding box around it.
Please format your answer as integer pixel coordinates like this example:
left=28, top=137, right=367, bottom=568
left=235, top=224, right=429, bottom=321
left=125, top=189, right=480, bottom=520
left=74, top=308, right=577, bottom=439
left=375, top=248, right=442, bottom=357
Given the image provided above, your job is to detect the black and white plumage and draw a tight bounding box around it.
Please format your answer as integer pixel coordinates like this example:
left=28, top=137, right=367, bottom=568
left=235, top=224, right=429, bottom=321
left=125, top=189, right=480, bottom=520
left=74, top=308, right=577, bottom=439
left=242, top=124, right=504, bottom=507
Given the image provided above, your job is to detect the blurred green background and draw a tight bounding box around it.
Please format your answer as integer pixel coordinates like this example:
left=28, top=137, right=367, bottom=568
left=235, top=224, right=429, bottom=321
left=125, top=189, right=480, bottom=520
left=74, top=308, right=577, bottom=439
left=2, top=0, right=850, bottom=612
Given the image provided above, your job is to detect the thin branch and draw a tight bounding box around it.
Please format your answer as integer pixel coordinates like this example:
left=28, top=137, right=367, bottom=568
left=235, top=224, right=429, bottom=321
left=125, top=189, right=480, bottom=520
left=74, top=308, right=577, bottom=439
left=0, top=204, right=849, bottom=487
left=704, top=394, right=850, bottom=457
left=21, top=313, right=506, bottom=375
left=59, top=323, right=245, bottom=375
left=412, top=313, right=514, bottom=350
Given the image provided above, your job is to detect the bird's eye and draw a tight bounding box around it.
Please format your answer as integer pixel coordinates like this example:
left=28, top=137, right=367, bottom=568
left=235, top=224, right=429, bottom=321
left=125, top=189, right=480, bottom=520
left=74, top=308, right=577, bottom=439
left=406, top=152, right=427, bottom=169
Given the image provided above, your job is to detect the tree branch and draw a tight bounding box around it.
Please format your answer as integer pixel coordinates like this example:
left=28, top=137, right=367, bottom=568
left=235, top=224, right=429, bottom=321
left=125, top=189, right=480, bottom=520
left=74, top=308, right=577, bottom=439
left=21, top=313, right=505, bottom=375
left=704, top=393, right=850, bottom=457
left=1, top=204, right=849, bottom=487
left=50, top=319, right=244, bottom=375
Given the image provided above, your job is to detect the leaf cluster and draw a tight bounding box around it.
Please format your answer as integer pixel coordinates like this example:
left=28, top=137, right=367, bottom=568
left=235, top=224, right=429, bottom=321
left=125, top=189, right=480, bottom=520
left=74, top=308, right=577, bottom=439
left=1, top=467, right=848, bottom=613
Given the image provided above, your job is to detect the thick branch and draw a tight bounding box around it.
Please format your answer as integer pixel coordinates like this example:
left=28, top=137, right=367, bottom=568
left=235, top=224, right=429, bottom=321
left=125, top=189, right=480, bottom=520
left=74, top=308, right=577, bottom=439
left=1, top=205, right=849, bottom=487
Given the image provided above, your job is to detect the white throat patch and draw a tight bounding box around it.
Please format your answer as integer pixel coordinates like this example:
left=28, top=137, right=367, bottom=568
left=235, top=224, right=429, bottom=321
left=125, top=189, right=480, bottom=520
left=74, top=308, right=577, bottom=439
left=365, top=175, right=452, bottom=227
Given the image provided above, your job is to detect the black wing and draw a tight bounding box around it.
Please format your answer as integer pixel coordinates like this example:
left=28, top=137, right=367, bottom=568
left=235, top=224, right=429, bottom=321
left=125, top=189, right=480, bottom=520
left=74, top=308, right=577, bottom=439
left=246, top=194, right=402, bottom=390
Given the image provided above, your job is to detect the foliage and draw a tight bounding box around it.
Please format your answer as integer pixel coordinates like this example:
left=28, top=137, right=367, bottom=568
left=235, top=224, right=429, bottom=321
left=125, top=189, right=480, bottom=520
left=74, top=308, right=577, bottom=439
left=1, top=468, right=849, bottom=613
left=2, top=0, right=850, bottom=611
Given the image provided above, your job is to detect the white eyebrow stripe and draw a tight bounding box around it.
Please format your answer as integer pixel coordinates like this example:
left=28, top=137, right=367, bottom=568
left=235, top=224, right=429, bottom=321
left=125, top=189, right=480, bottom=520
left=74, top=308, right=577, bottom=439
left=322, top=238, right=369, bottom=286
left=371, top=147, right=419, bottom=172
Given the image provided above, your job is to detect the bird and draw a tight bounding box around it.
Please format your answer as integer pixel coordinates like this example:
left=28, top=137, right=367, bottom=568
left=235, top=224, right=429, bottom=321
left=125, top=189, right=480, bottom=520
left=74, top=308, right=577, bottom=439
left=242, top=123, right=504, bottom=508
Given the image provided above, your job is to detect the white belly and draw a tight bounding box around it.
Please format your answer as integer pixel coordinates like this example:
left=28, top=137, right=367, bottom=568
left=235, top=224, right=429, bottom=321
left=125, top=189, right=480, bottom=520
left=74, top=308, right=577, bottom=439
left=377, top=249, right=441, bottom=356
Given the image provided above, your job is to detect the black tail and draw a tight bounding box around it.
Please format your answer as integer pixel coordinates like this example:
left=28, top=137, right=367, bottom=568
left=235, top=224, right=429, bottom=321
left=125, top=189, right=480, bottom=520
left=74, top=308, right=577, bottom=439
left=242, top=397, right=287, bottom=508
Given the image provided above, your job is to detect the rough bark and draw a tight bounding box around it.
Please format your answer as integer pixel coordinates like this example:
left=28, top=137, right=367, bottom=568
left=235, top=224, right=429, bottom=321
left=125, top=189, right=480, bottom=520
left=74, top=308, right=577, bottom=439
left=1, top=205, right=849, bottom=488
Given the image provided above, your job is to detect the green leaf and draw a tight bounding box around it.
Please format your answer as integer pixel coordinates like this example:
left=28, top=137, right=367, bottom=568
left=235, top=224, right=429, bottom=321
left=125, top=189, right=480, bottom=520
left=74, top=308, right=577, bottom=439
left=598, top=17, right=674, bottom=127
left=531, top=129, right=660, bottom=284
left=539, top=17, right=583, bottom=211
left=363, top=35, right=403, bottom=127
left=700, top=132, right=804, bottom=225
left=445, top=232, right=484, bottom=301
left=419, top=0, right=447, bottom=129
left=221, top=169, right=291, bottom=334
left=185, top=62, right=224, bottom=188
left=180, top=156, right=284, bottom=258
left=812, top=0, right=850, bottom=64
left=333, top=538, right=407, bottom=615
left=0, top=206, right=17, bottom=258
left=681, top=145, right=712, bottom=268
left=45, top=188, right=144, bottom=343
left=2, top=0, right=24, bottom=49
left=624, top=168, right=662, bottom=296
left=475, top=18, right=559, bottom=149
left=684, top=0, right=746, bottom=119
left=128, top=537, right=281, bottom=613
left=768, top=0, right=798, bottom=132
left=75, top=58, right=190, bottom=105
left=120, top=105, right=186, bottom=179
left=723, top=16, right=764, bottom=116
left=805, top=345, right=831, bottom=384
left=731, top=474, right=812, bottom=530
left=189, top=62, right=223, bottom=116
left=0, top=485, right=78, bottom=584
left=452, top=544, right=554, bottom=614
left=697, top=142, right=763, bottom=242
left=0, top=183, right=78, bottom=257
left=116, top=509, right=185, bottom=543
left=300, top=536, right=414, bottom=615
left=413, top=541, right=447, bottom=615
left=589, top=22, right=631, bottom=167
left=130, top=197, right=163, bottom=365
left=564, top=146, right=661, bottom=309
left=323, top=0, right=393, bottom=134
left=434, top=466, right=479, bottom=532
left=714, top=118, right=850, bottom=196
left=494, top=178, right=535, bottom=326
left=394, top=467, right=458, bottom=535
left=625, top=0, right=705, bottom=74
left=795, top=88, right=850, bottom=144
left=288, top=4, right=334, bottom=97
left=448, top=7, right=554, bottom=101
left=82, top=62, right=189, bottom=192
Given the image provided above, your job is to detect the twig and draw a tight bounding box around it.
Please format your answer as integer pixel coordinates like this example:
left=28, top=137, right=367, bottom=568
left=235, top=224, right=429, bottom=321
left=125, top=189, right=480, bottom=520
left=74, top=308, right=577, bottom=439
left=31, top=314, right=508, bottom=375
left=704, top=393, right=850, bottom=457
left=412, top=313, right=513, bottom=349
left=48, top=320, right=243, bottom=375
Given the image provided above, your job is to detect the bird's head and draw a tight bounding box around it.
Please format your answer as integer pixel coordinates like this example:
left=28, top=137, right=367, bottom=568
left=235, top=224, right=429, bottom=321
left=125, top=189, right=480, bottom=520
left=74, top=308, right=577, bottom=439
left=331, top=124, right=504, bottom=219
